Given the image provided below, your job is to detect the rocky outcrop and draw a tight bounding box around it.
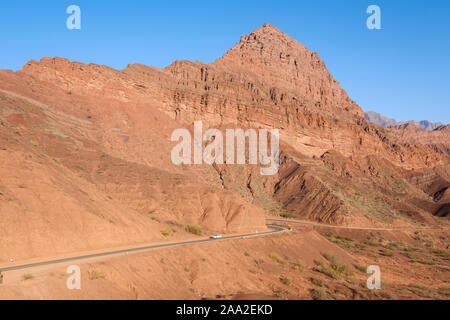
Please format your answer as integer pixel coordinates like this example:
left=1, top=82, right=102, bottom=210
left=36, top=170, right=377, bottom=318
left=0, top=22, right=448, bottom=253
left=390, top=123, right=450, bottom=156
left=365, top=110, right=445, bottom=131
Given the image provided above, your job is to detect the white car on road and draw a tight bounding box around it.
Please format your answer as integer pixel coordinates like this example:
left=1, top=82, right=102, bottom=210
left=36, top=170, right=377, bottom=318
left=211, top=234, right=222, bottom=239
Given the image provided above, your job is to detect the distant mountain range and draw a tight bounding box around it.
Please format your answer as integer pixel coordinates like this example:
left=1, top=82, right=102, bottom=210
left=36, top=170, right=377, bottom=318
left=365, top=110, right=445, bottom=131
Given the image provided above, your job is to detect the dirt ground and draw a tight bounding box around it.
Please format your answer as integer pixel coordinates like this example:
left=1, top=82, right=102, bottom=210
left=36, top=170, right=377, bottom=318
left=1, top=224, right=448, bottom=300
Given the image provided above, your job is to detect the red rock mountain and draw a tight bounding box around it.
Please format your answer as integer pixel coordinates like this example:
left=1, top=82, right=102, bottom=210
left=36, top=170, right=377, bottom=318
left=0, top=23, right=448, bottom=261
left=390, top=123, right=450, bottom=156
left=365, top=110, right=445, bottom=131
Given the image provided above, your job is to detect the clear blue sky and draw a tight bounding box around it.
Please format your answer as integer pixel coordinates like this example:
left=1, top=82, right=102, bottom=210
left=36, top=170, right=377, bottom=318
left=1, top=0, right=449, bottom=123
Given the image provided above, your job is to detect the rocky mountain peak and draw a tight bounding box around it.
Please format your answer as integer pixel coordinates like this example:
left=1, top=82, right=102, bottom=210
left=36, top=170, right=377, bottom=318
left=213, top=24, right=361, bottom=117
left=216, top=23, right=316, bottom=70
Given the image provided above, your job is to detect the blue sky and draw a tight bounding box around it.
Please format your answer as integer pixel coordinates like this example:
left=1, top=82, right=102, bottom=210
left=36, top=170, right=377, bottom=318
left=0, top=0, right=449, bottom=123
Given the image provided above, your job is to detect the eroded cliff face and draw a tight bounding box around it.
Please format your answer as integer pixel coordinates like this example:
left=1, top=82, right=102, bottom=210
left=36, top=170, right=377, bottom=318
left=389, top=123, right=450, bottom=156
left=214, top=24, right=362, bottom=117
left=0, top=23, right=448, bottom=260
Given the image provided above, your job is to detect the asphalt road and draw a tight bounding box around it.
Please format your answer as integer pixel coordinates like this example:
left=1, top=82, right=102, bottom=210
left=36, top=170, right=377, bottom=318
left=267, top=218, right=450, bottom=233
left=2, top=217, right=448, bottom=273
left=0, top=225, right=287, bottom=273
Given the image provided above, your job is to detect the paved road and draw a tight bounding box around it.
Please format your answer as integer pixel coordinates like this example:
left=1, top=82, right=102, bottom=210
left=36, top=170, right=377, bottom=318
left=0, top=225, right=287, bottom=273
left=267, top=218, right=450, bottom=233
left=2, top=217, right=448, bottom=273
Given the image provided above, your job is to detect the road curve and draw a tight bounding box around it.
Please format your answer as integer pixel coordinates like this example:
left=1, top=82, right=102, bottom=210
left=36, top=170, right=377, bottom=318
left=2, top=217, right=448, bottom=273
left=267, top=218, right=450, bottom=233
left=0, top=225, right=287, bottom=273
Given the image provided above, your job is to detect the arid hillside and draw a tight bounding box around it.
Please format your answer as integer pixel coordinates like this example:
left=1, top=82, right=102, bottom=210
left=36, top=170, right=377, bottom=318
left=389, top=123, right=450, bottom=156
left=0, top=23, right=448, bottom=263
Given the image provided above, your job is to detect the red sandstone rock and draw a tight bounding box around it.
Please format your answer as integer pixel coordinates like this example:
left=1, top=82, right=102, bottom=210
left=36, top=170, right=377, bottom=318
left=0, top=24, right=448, bottom=260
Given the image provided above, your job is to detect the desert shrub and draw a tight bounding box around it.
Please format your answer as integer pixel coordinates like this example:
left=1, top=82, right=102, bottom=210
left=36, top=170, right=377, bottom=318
left=354, top=264, right=367, bottom=273
left=280, top=276, right=292, bottom=286
left=166, top=220, right=182, bottom=227
left=315, top=264, right=340, bottom=280
left=336, top=235, right=353, bottom=242
left=322, top=253, right=338, bottom=264
left=332, top=262, right=355, bottom=277
left=185, top=225, right=202, bottom=236
left=290, top=260, right=303, bottom=270
left=437, top=287, right=450, bottom=297
left=332, top=289, right=350, bottom=299
left=88, top=270, right=105, bottom=280
left=280, top=212, right=293, bottom=218
left=408, top=283, right=433, bottom=298
left=378, top=292, right=393, bottom=300
left=401, top=252, right=414, bottom=259
left=403, top=246, right=420, bottom=252
left=254, top=259, right=264, bottom=266
left=315, top=254, right=354, bottom=279
left=408, top=283, right=428, bottom=291
left=314, top=260, right=323, bottom=266
left=414, top=259, right=434, bottom=265
left=22, top=274, right=33, bottom=281
left=273, top=289, right=288, bottom=300
left=432, top=250, right=450, bottom=260
left=321, top=233, right=333, bottom=240
left=311, top=289, right=329, bottom=300
left=310, top=277, right=326, bottom=287
left=379, top=249, right=394, bottom=257
left=385, top=242, right=400, bottom=250
left=161, top=228, right=175, bottom=237
left=269, top=252, right=283, bottom=264
left=362, top=239, right=379, bottom=247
